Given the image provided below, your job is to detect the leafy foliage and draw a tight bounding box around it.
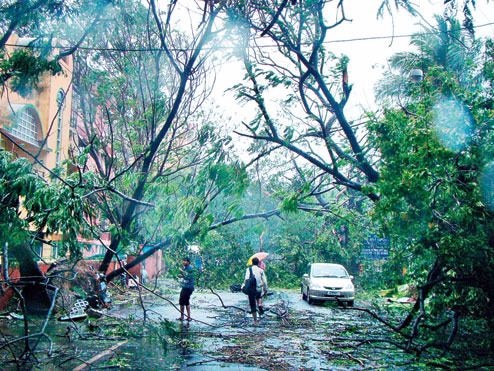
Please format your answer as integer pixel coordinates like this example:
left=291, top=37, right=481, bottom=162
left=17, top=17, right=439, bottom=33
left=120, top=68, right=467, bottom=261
left=376, top=16, right=483, bottom=106
left=0, top=0, right=113, bottom=95
left=370, top=30, right=494, bottom=349
left=0, top=48, right=61, bottom=96
left=0, top=149, right=93, bottom=261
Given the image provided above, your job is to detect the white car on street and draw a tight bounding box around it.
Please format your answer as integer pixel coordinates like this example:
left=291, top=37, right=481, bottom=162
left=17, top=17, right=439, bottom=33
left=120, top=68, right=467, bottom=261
left=301, top=263, right=355, bottom=306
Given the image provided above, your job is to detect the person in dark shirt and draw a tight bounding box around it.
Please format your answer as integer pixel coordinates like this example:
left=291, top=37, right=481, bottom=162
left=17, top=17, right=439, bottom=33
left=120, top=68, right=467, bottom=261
left=178, top=257, right=195, bottom=321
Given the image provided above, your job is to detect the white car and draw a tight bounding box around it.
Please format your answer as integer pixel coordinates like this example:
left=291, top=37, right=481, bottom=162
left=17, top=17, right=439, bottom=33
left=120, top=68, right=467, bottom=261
left=301, top=263, right=355, bottom=306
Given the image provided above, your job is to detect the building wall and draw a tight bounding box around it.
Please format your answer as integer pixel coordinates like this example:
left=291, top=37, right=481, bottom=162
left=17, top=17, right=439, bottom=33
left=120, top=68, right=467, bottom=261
left=0, top=33, right=74, bottom=262
left=0, top=33, right=73, bottom=171
left=127, top=250, right=164, bottom=283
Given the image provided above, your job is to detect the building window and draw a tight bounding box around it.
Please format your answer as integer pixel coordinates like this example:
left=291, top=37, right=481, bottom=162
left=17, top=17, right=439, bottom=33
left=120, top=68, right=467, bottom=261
left=56, top=89, right=65, bottom=166
left=32, top=241, right=43, bottom=259
left=70, top=88, right=79, bottom=130
left=51, top=243, right=59, bottom=259
left=11, top=108, right=39, bottom=146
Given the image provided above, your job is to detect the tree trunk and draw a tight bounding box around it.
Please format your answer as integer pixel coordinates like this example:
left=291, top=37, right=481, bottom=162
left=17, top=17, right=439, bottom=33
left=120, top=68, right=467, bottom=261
left=12, top=243, right=52, bottom=314
left=105, top=239, right=170, bottom=282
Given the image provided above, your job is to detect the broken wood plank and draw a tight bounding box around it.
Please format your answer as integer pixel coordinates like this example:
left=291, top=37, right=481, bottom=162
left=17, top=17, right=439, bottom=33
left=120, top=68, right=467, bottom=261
left=73, top=340, right=128, bottom=370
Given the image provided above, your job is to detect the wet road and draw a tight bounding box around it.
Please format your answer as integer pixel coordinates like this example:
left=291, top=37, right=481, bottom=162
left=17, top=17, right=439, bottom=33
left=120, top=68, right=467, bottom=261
left=0, top=283, right=415, bottom=370
left=115, top=286, right=415, bottom=370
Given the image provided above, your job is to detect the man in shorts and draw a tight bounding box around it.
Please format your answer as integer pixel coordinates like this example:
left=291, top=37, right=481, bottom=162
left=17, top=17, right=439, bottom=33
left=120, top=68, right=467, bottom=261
left=178, top=257, right=195, bottom=321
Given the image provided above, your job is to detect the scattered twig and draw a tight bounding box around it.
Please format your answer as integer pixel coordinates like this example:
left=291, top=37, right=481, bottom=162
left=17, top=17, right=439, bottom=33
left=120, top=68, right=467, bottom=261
left=187, top=355, right=230, bottom=367
left=346, top=352, right=365, bottom=366
left=208, top=288, right=247, bottom=313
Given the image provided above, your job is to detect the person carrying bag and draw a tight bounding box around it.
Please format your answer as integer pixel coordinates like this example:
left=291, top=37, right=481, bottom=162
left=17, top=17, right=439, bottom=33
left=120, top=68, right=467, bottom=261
left=241, top=257, right=268, bottom=325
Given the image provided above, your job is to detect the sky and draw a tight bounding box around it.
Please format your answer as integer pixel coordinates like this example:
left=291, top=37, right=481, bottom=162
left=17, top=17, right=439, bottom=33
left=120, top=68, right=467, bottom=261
left=168, top=0, right=493, bottom=162
left=207, top=0, right=493, bottom=121
left=326, top=0, right=494, bottom=115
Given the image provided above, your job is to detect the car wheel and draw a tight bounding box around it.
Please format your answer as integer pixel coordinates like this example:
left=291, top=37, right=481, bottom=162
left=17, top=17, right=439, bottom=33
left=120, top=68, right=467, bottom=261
left=347, top=300, right=354, bottom=307
left=307, top=289, right=314, bottom=305
left=302, top=286, right=307, bottom=301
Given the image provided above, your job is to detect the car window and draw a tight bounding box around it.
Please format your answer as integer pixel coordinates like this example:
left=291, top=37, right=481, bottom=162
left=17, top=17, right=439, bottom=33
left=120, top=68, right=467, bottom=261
left=312, top=265, right=348, bottom=278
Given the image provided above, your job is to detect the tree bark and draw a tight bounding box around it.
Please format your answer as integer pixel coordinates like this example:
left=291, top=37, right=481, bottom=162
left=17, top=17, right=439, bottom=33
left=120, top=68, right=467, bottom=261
left=12, top=243, right=52, bottom=314
left=105, top=239, right=171, bottom=282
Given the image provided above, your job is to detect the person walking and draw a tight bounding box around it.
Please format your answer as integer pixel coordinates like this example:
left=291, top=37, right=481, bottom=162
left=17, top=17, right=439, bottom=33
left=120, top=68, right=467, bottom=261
left=242, top=257, right=268, bottom=325
left=178, top=257, right=195, bottom=321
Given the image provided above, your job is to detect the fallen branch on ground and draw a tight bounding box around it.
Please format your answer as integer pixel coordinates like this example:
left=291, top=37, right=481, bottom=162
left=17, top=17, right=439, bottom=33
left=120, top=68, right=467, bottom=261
left=208, top=288, right=248, bottom=313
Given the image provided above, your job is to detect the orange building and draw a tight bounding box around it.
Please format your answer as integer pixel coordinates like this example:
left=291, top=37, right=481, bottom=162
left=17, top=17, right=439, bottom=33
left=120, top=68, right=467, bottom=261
left=1, top=34, right=162, bottom=280
left=0, top=33, right=74, bottom=260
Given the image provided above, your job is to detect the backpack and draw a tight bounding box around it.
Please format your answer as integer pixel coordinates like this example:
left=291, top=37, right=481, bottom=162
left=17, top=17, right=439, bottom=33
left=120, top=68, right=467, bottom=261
left=242, top=267, right=257, bottom=295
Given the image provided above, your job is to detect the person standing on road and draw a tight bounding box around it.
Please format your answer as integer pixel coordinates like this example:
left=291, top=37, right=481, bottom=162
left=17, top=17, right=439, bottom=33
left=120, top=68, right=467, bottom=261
left=242, top=257, right=268, bottom=324
left=96, top=273, right=111, bottom=308
left=178, top=257, right=195, bottom=321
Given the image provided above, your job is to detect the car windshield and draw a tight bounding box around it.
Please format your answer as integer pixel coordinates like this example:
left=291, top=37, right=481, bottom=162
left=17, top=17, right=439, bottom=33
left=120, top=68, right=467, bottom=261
left=312, top=265, right=347, bottom=278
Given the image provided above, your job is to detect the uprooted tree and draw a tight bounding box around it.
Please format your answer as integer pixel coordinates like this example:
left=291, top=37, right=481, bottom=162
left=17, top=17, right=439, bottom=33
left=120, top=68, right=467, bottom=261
left=70, top=0, right=257, bottom=281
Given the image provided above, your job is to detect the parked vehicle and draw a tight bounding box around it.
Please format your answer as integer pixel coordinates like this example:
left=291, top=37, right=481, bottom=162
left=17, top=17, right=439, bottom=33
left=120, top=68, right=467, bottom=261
left=301, top=263, right=355, bottom=306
